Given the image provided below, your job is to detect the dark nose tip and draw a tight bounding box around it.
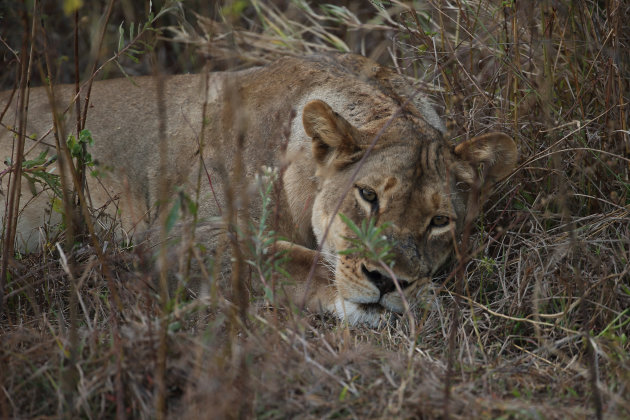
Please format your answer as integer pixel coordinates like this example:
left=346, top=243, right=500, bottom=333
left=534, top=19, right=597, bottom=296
left=361, top=265, right=409, bottom=296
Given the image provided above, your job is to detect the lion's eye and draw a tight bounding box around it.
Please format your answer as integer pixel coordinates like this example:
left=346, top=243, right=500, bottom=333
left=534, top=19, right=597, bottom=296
left=430, top=215, right=450, bottom=227
left=359, top=187, right=377, bottom=203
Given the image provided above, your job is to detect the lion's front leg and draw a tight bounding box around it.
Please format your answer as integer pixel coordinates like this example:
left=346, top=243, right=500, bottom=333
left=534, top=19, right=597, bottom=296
left=272, top=240, right=337, bottom=315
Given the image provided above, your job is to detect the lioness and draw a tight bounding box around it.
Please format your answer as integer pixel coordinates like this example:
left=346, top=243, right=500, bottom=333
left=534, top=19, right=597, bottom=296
left=0, top=54, right=517, bottom=325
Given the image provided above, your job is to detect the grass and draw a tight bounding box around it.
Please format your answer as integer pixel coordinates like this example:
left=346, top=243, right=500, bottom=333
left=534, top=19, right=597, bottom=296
left=1, top=0, right=629, bottom=418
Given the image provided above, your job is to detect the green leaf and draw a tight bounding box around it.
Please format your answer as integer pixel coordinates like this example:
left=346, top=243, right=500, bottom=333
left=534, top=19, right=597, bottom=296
left=338, top=385, right=348, bottom=402
left=154, top=3, right=177, bottom=20
left=67, top=133, right=76, bottom=149
left=24, top=174, right=38, bottom=195
left=79, top=129, right=93, bottom=145
left=123, top=52, right=140, bottom=64
left=263, top=286, right=274, bottom=303
left=338, top=248, right=363, bottom=255
left=52, top=197, right=64, bottom=215
left=63, top=0, right=83, bottom=16
left=115, top=61, right=137, bottom=85
left=23, top=151, right=48, bottom=168
left=118, top=22, right=125, bottom=52
left=339, top=213, right=362, bottom=237
left=165, top=197, right=181, bottom=233
left=187, top=199, right=198, bottom=216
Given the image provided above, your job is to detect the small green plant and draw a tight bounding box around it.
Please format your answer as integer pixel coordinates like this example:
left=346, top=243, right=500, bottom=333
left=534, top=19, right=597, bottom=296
left=479, top=256, right=496, bottom=274
left=16, top=150, right=61, bottom=198
left=66, top=129, right=95, bottom=174
left=246, top=166, right=290, bottom=303
left=164, top=189, right=198, bottom=234
left=338, top=213, right=395, bottom=267
left=114, top=1, right=180, bottom=79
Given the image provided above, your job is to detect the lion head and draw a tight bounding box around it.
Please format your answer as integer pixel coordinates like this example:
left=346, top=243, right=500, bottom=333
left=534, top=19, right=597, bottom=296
left=301, top=99, right=517, bottom=325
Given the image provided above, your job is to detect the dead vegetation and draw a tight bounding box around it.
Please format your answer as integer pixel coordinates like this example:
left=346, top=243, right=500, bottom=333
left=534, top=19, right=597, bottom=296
left=1, top=0, right=629, bottom=418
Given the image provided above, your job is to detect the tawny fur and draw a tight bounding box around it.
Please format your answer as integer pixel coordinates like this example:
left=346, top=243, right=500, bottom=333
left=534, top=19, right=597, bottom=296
left=0, top=54, right=517, bottom=325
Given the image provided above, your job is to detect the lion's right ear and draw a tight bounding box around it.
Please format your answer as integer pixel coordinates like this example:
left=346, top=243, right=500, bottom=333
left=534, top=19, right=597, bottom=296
left=452, top=132, right=517, bottom=221
left=302, top=100, right=361, bottom=168
left=453, top=132, right=518, bottom=189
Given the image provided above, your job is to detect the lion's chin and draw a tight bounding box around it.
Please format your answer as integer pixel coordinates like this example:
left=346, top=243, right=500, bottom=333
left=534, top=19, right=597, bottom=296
left=379, top=293, right=405, bottom=313
left=333, top=297, right=403, bottom=327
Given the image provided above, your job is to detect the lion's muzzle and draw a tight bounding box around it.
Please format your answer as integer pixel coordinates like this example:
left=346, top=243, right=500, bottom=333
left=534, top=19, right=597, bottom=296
left=361, top=264, right=410, bottom=297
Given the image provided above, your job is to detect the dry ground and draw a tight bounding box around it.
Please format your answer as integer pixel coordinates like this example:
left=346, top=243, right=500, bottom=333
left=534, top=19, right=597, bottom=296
left=1, top=1, right=629, bottom=419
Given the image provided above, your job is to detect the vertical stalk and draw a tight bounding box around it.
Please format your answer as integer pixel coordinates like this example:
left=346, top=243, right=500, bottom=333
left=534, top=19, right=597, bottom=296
left=0, top=0, right=32, bottom=318
left=72, top=9, right=87, bottom=236
left=512, top=2, right=519, bottom=134
left=80, top=0, right=115, bottom=130
left=40, top=7, right=125, bottom=415
left=540, top=0, right=555, bottom=125
left=155, top=68, right=168, bottom=420
left=39, top=11, right=80, bottom=418
left=443, top=184, right=476, bottom=419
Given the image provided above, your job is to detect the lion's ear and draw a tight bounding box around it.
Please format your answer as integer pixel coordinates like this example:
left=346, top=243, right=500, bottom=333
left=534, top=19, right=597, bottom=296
left=453, top=132, right=517, bottom=189
left=302, top=100, right=361, bottom=168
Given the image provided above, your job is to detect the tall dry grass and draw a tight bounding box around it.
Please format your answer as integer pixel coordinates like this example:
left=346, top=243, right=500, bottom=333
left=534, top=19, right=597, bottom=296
left=1, top=1, right=628, bottom=419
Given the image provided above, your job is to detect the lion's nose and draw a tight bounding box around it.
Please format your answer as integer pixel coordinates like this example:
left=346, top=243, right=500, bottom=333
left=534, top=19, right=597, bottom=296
left=361, top=265, right=409, bottom=297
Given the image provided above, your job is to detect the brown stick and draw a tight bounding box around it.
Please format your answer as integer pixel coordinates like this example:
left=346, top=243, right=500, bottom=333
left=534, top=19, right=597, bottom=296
left=0, top=0, right=35, bottom=319
left=155, top=61, right=168, bottom=420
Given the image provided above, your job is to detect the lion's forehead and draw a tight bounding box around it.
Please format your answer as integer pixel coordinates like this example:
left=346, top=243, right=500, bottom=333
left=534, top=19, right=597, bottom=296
left=355, top=142, right=465, bottom=220
left=366, top=134, right=449, bottom=163
left=380, top=180, right=461, bottom=221
left=360, top=140, right=454, bottom=188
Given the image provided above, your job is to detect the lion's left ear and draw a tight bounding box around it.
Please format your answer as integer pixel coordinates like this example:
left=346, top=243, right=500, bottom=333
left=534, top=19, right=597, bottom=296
left=302, top=100, right=362, bottom=169
left=453, top=132, right=517, bottom=188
